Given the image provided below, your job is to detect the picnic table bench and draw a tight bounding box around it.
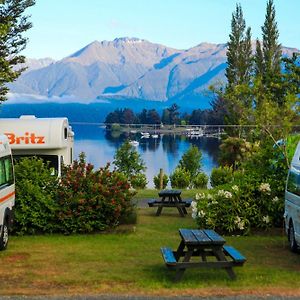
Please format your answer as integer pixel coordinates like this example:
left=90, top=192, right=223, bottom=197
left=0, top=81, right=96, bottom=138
left=161, top=228, right=246, bottom=281
left=147, top=189, right=192, bottom=217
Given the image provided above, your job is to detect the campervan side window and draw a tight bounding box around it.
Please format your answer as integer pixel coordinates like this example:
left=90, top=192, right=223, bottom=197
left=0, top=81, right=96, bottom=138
left=64, top=127, right=67, bottom=139
left=4, top=158, right=13, bottom=183
left=287, top=170, right=300, bottom=196
left=0, top=160, right=5, bottom=186
left=14, top=155, right=59, bottom=174
left=0, top=156, right=13, bottom=188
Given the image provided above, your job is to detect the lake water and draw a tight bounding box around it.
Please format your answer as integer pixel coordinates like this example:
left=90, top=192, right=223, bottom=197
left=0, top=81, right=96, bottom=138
left=72, top=124, right=220, bottom=187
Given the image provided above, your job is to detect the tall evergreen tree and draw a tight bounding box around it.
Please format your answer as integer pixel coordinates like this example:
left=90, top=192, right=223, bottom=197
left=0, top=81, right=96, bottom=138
left=221, top=3, right=253, bottom=132
left=261, top=0, right=282, bottom=77
left=282, top=53, right=300, bottom=96
left=0, top=0, right=35, bottom=102
left=255, top=0, right=282, bottom=104
left=254, top=39, right=264, bottom=76
left=225, top=4, right=252, bottom=89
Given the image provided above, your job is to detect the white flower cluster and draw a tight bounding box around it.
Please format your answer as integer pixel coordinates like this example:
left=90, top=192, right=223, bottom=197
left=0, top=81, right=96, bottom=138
left=272, top=196, right=279, bottom=203
left=191, top=208, right=206, bottom=220
left=207, top=194, right=213, bottom=200
left=262, top=215, right=270, bottom=224
left=198, top=210, right=206, bottom=218
left=217, top=189, right=232, bottom=199
left=195, top=193, right=206, bottom=200
left=191, top=200, right=198, bottom=219
left=259, top=183, right=271, bottom=194
left=191, top=193, right=210, bottom=219
left=234, top=216, right=245, bottom=230
left=191, top=200, right=197, bottom=209
left=232, top=185, right=239, bottom=192
left=224, top=191, right=233, bottom=198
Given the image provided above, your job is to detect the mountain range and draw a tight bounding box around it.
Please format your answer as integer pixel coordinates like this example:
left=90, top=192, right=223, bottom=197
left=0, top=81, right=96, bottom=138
left=8, top=37, right=299, bottom=104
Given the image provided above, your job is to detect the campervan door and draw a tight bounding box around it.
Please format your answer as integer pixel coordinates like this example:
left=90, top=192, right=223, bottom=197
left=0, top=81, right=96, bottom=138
left=0, top=135, right=15, bottom=250
left=284, top=141, right=300, bottom=252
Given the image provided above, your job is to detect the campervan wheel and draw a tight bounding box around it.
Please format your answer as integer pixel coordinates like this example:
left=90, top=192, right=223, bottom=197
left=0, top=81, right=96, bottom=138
left=289, top=221, right=298, bottom=253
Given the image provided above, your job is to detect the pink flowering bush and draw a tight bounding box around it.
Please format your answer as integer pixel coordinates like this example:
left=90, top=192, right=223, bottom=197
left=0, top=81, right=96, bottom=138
left=57, top=153, right=136, bottom=234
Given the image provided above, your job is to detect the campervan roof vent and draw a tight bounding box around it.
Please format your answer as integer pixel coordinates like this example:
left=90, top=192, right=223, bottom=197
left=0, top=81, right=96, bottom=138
left=20, top=115, right=37, bottom=119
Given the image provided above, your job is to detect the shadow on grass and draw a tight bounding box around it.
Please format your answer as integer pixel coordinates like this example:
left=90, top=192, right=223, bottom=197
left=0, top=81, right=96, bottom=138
left=142, top=262, right=236, bottom=289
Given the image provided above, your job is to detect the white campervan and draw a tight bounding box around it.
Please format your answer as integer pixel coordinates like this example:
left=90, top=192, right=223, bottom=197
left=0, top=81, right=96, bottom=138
left=284, top=141, right=300, bottom=252
left=0, top=115, right=74, bottom=176
left=0, top=135, right=15, bottom=250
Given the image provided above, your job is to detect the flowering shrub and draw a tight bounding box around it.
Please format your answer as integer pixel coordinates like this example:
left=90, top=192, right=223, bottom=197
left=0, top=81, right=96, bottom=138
left=195, top=119, right=299, bottom=234
left=258, top=182, right=271, bottom=194
left=13, top=153, right=136, bottom=235
left=153, top=173, right=169, bottom=189
left=192, top=176, right=284, bottom=234
left=57, top=153, right=136, bottom=234
left=192, top=186, right=250, bottom=234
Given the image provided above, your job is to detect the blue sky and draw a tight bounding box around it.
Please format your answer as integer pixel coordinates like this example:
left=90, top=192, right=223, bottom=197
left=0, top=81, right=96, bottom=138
left=23, top=0, right=300, bottom=59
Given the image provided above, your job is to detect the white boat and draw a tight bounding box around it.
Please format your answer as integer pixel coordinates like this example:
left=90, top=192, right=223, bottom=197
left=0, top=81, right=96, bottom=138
left=130, top=130, right=137, bottom=134
left=129, top=140, right=139, bottom=146
left=151, top=134, right=159, bottom=138
left=189, top=129, right=204, bottom=136
left=141, top=132, right=150, bottom=136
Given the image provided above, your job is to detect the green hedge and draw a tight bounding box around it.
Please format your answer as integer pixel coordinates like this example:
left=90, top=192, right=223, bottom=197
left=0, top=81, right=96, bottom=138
left=14, top=157, right=59, bottom=235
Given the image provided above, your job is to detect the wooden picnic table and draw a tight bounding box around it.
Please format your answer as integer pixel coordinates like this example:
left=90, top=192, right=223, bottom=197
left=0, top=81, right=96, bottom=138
left=161, top=228, right=246, bottom=281
left=148, top=189, right=192, bottom=217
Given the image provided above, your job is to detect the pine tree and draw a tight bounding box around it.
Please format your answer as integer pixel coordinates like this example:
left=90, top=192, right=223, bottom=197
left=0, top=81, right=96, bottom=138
left=262, top=0, right=282, bottom=78
left=256, top=0, right=282, bottom=104
left=0, top=0, right=35, bottom=102
left=222, top=3, right=253, bottom=132
left=225, top=4, right=252, bottom=89
left=254, top=39, right=264, bottom=76
left=241, top=27, right=252, bottom=84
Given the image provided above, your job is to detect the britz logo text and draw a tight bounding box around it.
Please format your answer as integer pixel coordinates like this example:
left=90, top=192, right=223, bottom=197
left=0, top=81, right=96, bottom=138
left=5, top=132, right=45, bottom=144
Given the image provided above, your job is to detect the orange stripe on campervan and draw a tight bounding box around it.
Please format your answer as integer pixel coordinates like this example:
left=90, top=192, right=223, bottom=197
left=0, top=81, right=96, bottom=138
left=0, top=191, right=15, bottom=203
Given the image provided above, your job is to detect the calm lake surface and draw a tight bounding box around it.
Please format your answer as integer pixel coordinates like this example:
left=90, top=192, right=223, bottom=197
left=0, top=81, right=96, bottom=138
left=72, top=124, right=220, bottom=187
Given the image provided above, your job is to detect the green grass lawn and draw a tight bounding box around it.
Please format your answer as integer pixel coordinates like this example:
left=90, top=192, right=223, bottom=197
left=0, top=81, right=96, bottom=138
left=0, top=206, right=300, bottom=296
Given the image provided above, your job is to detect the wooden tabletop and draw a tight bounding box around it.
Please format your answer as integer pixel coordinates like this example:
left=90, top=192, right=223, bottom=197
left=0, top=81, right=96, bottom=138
left=179, top=228, right=226, bottom=246
left=158, top=189, right=182, bottom=197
